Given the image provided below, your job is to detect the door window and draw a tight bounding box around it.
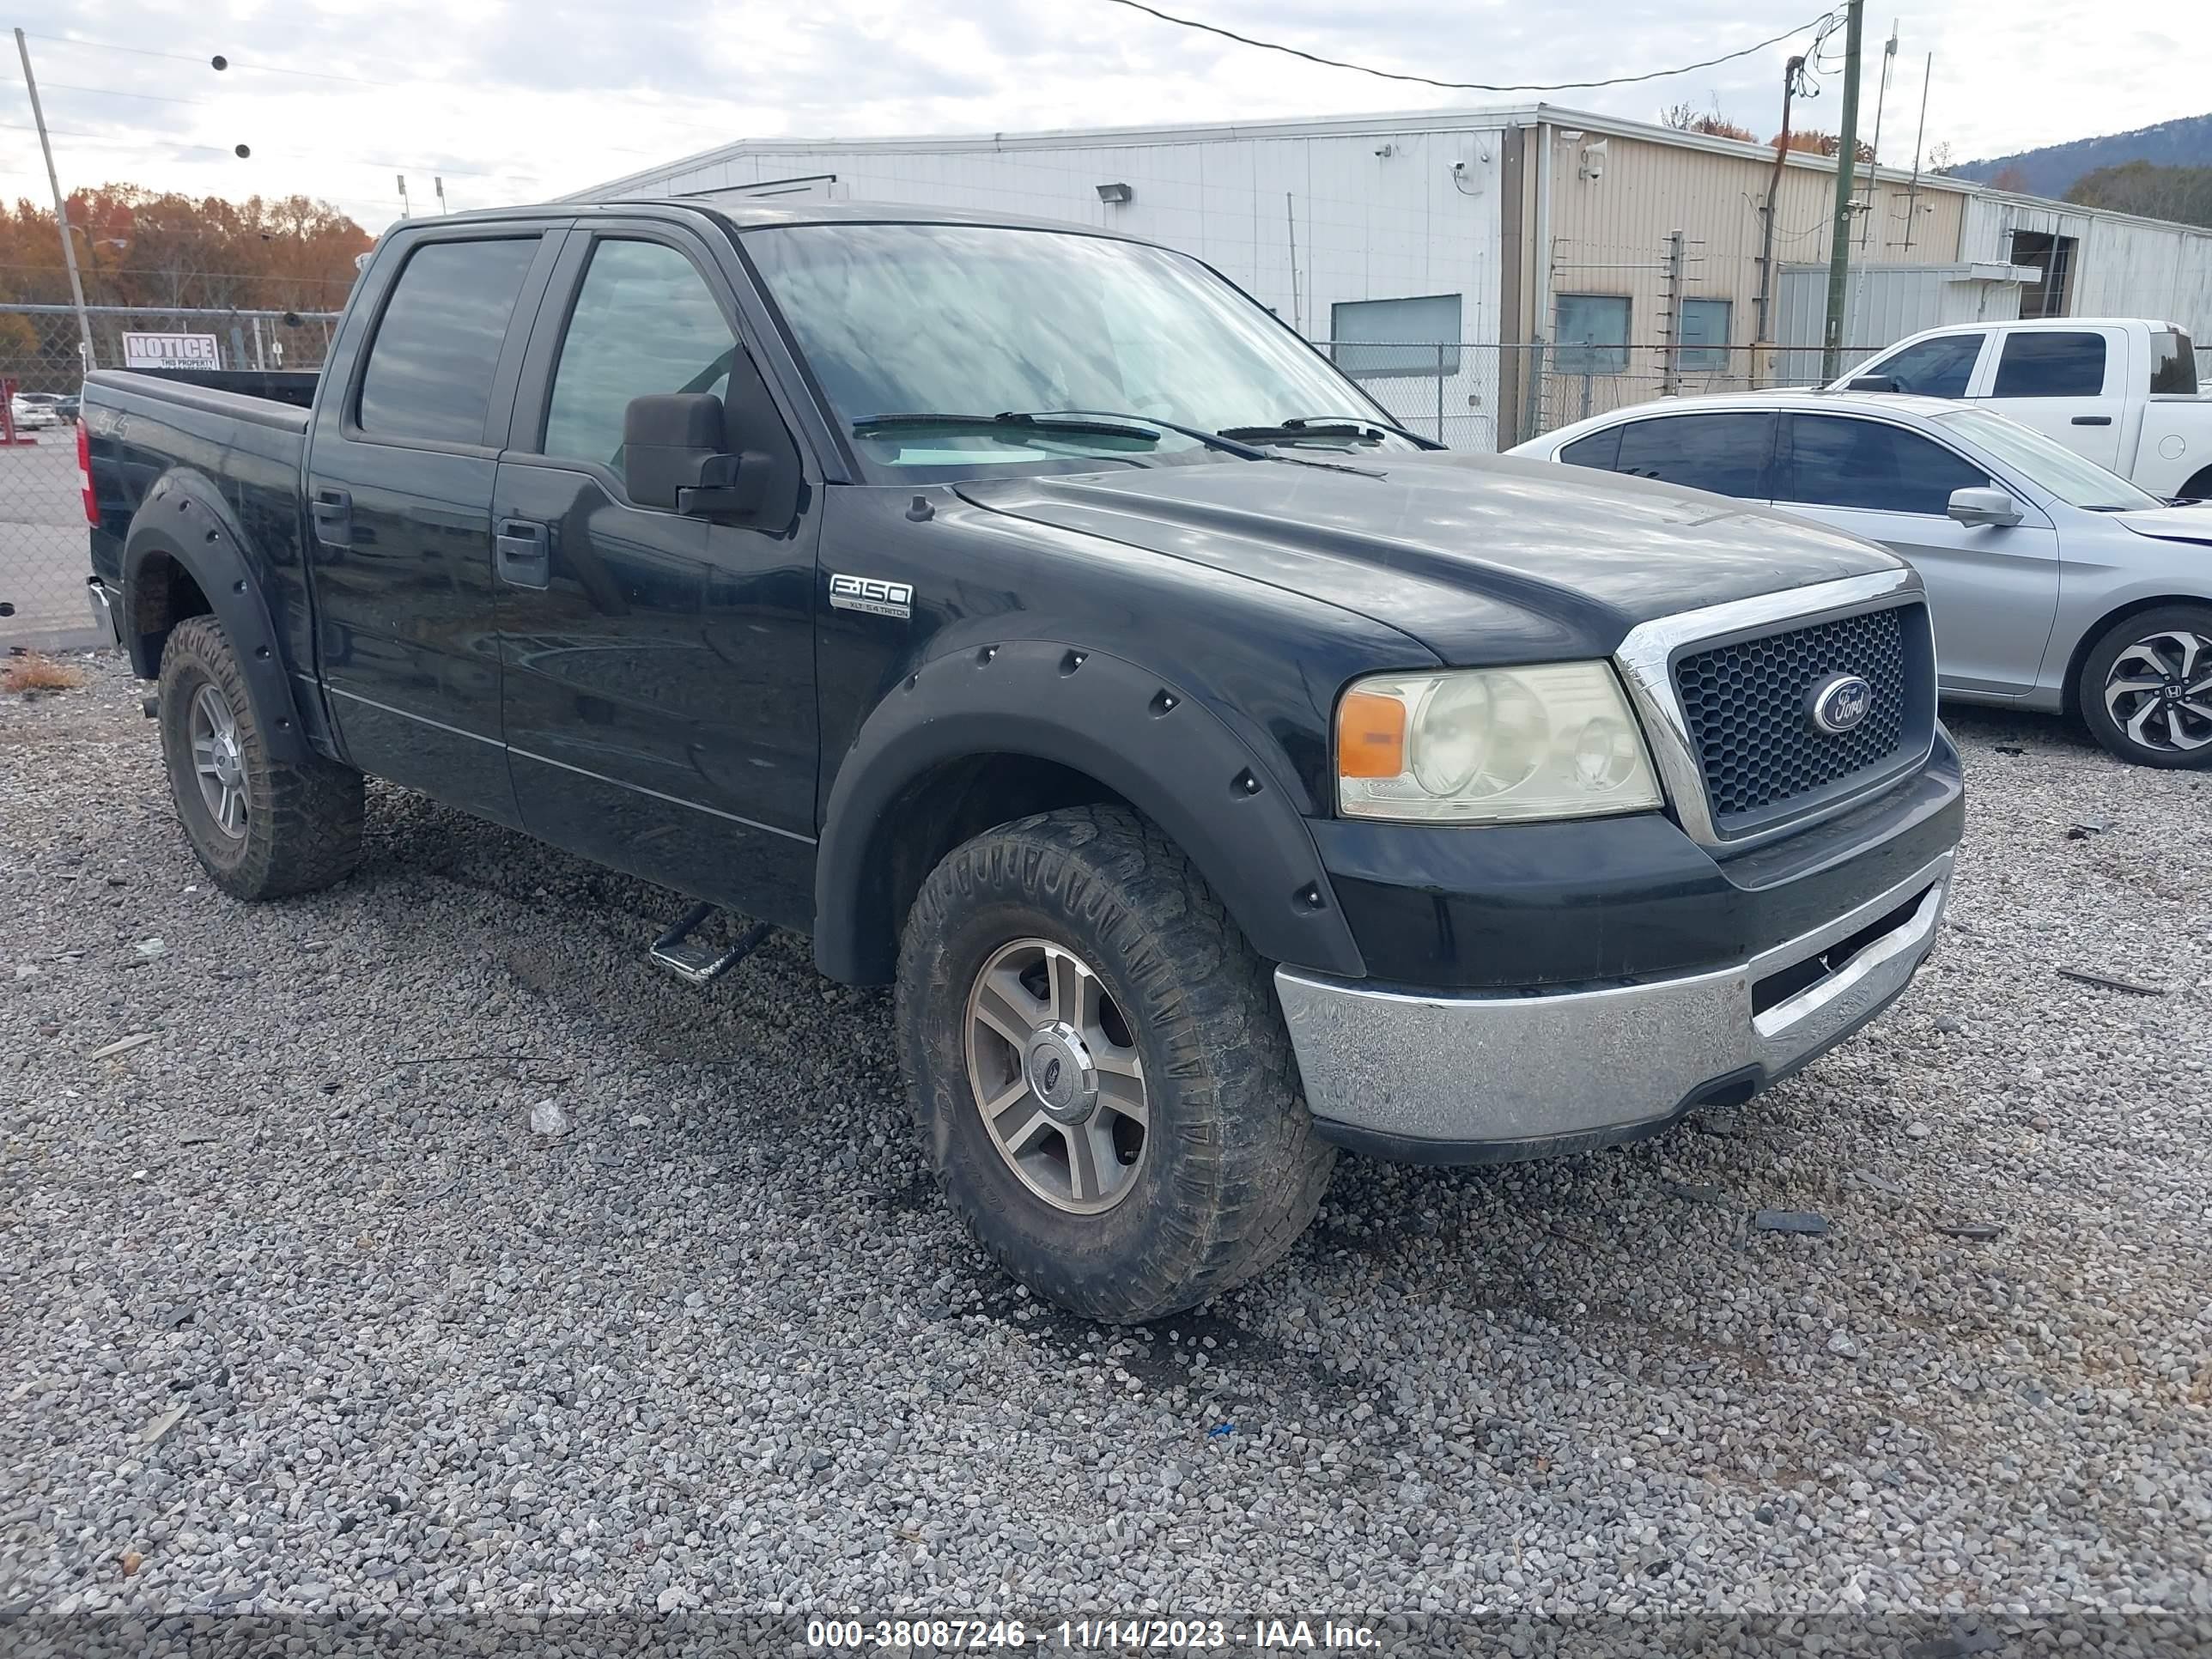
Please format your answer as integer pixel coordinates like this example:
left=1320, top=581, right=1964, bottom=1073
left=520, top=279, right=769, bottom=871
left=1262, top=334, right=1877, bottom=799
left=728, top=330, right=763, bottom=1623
left=1611, top=411, right=1774, bottom=497
left=542, top=240, right=738, bottom=481
left=1776, top=415, right=1990, bottom=516
left=1557, top=426, right=1621, bottom=471
left=357, top=238, right=539, bottom=445
left=1862, top=332, right=1984, bottom=398
left=1990, top=331, right=2108, bottom=398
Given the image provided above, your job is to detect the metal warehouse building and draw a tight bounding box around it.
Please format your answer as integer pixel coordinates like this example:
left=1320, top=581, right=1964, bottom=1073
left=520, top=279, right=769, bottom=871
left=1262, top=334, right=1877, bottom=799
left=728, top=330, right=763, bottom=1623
left=576, top=103, right=2212, bottom=451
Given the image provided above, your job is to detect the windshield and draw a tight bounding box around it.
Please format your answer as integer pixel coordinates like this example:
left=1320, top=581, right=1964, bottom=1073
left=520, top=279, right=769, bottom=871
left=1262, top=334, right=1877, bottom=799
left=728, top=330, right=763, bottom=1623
left=1931, top=406, right=2162, bottom=512
left=743, top=222, right=1413, bottom=477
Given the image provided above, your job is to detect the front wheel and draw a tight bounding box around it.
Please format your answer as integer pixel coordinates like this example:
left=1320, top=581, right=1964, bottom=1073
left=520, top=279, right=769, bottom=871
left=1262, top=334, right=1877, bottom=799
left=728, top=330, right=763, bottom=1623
left=895, top=805, right=1334, bottom=1323
left=2077, top=605, right=2212, bottom=768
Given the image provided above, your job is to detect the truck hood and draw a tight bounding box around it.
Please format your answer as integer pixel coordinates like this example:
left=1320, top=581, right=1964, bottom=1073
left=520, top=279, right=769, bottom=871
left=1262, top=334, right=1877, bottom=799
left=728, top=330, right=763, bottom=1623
left=956, top=452, right=1904, bottom=664
left=2116, top=505, right=2212, bottom=545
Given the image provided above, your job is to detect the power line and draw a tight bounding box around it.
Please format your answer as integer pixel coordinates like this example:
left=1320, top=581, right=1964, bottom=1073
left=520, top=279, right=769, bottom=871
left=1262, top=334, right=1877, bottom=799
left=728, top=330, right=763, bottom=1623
left=1095, top=0, right=1838, bottom=93
left=21, top=30, right=402, bottom=88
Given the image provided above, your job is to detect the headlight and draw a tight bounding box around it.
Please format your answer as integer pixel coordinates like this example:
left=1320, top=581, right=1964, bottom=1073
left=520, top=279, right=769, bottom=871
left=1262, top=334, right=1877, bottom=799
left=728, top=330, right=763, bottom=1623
left=1335, top=663, right=1662, bottom=823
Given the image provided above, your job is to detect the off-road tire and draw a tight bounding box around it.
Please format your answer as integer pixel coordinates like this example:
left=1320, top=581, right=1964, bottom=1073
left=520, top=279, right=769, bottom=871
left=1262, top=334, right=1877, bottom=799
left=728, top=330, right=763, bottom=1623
left=157, top=614, right=365, bottom=898
left=2075, top=603, right=2212, bottom=769
left=896, top=804, right=1334, bottom=1322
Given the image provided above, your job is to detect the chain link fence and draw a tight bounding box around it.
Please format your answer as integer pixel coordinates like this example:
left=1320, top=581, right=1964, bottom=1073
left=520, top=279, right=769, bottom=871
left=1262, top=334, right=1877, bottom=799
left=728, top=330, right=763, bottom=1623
left=1, top=304, right=340, bottom=653
left=3, top=298, right=1880, bottom=653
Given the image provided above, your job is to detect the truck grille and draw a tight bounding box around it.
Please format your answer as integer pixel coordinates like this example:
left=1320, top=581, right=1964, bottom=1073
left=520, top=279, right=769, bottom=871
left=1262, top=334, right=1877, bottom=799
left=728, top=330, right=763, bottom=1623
left=1673, top=604, right=1924, bottom=827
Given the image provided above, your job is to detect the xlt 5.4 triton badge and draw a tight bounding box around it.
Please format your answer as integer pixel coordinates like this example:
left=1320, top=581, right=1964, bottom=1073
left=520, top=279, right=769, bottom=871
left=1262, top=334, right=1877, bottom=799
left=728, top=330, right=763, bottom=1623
left=829, top=574, right=914, bottom=620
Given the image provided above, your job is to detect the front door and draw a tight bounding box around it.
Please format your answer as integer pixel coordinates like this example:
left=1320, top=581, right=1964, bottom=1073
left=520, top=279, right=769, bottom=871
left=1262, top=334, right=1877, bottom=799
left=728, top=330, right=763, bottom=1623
left=304, top=229, right=562, bottom=826
left=1771, top=412, right=2061, bottom=697
left=492, top=228, right=819, bottom=929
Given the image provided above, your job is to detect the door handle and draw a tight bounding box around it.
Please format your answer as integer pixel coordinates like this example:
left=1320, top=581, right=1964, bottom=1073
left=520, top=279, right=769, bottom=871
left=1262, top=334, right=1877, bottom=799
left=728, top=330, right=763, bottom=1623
left=2070, top=415, right=2112, bottom=426
left=495, top=518, right=550, bottom=589
left=310, top=486, right=352, bottom=549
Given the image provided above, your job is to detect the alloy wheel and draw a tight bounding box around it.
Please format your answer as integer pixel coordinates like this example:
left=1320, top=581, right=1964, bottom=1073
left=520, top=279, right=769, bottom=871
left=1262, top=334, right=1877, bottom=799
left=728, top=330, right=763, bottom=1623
left=2103, top=630, right=2212, bottom=756
left=963, top=938, right=1149, bottom=1214
left=188, top=683, right=250, bottom=838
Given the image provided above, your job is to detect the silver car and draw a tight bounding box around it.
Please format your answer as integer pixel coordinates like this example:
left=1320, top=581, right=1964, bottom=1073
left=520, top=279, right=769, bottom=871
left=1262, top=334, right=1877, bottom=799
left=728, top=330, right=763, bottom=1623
left=1510, top=392, right=2212, bottom=767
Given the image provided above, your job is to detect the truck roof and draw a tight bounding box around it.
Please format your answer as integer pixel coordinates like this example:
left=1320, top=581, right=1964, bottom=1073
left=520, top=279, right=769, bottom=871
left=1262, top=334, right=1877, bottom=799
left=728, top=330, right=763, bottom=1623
left=387, top=196, right=1141, bottom=243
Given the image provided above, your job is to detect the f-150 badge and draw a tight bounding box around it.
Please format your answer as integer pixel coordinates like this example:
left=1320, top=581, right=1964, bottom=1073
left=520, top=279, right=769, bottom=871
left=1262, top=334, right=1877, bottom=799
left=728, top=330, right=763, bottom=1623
left=829, top=574, right=914, bottom=620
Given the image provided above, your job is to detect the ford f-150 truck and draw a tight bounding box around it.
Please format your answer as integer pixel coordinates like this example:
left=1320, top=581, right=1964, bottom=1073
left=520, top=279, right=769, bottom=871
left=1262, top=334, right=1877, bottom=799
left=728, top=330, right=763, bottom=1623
left=81, top=201, right=1965, bottom=1322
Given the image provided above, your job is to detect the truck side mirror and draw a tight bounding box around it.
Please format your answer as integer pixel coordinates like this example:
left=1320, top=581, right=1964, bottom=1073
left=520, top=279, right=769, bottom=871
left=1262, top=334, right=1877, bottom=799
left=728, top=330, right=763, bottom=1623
left=1947, top=486, right=2024, bottom=529
left=1844, top=374, right=1900, bottom=393
left=623, top=392, right=762, bottom=517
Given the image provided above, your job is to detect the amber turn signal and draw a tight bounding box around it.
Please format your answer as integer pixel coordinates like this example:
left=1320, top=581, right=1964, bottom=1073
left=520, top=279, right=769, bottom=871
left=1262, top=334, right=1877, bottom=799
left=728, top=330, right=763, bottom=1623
left=1336, top=690, right=1407, bottom=779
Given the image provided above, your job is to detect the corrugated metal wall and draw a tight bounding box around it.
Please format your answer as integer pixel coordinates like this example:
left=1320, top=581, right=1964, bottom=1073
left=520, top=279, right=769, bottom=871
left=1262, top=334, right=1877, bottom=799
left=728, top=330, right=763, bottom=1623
left=1543, top=129, right=1968, bottom=359
left=1959, top=196, right=2212, bottom=337
left=638, top=128, right=1509, bottom=444
left=1777, top=264, right=2027, bottom=370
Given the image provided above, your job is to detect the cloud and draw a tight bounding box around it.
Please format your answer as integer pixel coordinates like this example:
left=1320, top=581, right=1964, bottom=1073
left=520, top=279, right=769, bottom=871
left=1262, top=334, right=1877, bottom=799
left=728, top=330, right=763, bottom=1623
left=3, top=0, right=2200, bottom=235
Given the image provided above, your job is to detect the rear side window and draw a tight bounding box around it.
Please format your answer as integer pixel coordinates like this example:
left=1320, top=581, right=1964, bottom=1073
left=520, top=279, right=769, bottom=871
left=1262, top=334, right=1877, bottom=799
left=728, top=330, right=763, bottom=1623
left=1991, top=331, right=2107, bottom=398
left=1557, top=426, right=1620, bottom=470
left=542, top=240, right=738, bottom=480
left=1775, top=415, right=1989, bottom=516
left=1613, top=412, right=1775, bottom=498
left=2150, top=329, right=2198, bottom=395
left=357, top=238, right=539, bottom=445
left=1864, top=332, right=1983, bottom=398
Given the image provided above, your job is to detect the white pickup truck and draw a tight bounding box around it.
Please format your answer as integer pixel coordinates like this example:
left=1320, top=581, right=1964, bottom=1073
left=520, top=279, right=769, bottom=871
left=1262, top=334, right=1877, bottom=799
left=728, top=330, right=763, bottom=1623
left=1832, top=318, right=2212, bottom=501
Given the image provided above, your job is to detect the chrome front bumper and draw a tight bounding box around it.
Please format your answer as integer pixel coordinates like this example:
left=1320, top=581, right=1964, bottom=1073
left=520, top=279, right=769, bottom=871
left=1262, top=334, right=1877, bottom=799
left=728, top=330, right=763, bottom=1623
left=1276, top=849, right=1954, bottom=1162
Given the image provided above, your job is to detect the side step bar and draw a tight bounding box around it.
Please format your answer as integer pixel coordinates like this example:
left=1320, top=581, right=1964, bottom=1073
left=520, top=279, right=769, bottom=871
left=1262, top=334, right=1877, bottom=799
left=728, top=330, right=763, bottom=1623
left=649, top=902, right=771, bottom=986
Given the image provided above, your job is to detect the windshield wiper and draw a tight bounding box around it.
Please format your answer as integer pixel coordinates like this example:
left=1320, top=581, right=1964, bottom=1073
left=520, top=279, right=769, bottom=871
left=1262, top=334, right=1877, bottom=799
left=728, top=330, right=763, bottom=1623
left=852, top=410, right=1164, bottom=443
left=1218, top=414, right=1446, bottom=451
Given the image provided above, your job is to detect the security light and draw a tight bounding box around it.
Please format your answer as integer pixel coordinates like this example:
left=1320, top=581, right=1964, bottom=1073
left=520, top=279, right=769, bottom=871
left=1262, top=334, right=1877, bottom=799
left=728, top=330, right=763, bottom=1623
left=1095, top=182, right=1133, bottom=204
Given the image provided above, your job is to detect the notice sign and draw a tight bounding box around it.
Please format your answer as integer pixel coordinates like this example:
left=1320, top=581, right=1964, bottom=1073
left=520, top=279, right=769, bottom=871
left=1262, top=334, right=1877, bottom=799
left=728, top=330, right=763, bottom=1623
left=123, top=332, right=221, bottom=370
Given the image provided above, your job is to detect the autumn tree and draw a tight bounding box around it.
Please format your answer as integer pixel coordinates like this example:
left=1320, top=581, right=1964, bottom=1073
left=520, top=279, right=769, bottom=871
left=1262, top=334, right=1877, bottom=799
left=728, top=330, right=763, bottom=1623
left=0, top=185, right=369, bottom=313
left=2066, top=161, right=2212, bottom=227
left=1661, top=100, right=1758, bottom=143
left=1987, top=164, right=2033, bottom=194
left=1770, top=129, right=1877, bottom=165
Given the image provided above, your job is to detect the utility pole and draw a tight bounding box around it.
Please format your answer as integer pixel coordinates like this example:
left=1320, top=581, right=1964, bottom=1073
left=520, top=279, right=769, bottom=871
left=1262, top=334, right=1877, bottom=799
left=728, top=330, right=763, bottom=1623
left=1753, top=54, right=1804, bottom=356
left=1820, top=0, right=1867, bottom=380
left=397, top=174, right=412, bottom=218
left=14, top=28, right=96, bottom=376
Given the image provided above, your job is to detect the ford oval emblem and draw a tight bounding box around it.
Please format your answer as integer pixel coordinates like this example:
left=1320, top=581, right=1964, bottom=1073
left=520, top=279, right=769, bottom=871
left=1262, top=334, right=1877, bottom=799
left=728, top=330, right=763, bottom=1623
left=1808, top=673, right=1873, bottom=736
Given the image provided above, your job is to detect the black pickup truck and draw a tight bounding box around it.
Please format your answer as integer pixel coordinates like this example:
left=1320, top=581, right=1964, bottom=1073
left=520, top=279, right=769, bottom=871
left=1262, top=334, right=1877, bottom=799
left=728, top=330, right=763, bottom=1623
left=80, top=200, right=1963, bottom=1322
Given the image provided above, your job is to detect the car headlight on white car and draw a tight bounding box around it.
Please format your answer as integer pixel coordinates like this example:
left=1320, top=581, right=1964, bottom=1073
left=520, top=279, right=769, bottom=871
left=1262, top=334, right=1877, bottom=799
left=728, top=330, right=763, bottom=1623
left=1335, top=663, right=1663, bottom=823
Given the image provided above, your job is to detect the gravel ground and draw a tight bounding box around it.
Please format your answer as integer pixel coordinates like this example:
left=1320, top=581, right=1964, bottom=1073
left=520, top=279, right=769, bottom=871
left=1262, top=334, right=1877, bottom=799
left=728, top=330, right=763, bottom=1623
left=3, top=655, right=2209, bottom=1629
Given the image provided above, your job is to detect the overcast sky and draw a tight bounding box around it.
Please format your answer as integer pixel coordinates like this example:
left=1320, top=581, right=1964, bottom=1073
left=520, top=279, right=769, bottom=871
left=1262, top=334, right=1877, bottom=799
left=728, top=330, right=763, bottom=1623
left=3, top=0, right=2198, bottom=231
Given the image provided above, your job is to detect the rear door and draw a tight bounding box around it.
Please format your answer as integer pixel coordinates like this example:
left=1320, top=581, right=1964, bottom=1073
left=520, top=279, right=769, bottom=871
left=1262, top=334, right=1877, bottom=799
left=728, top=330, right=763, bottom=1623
left=1770, top=411, right=2060, bottom=696
left=1973, top=327, right=2126, bottom=471
left=304, top=227, right=565, bottom=824
left=1607, top=410, right=1778, bottom=495
left=490, top=220, right=820, bottom=928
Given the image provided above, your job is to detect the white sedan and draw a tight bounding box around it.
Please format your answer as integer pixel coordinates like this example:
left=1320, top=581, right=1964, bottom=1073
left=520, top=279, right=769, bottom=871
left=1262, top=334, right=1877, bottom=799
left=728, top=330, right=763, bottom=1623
left=9, top=392, right=60, bottom=430
left=1510, top=391, right=2212, bottom=766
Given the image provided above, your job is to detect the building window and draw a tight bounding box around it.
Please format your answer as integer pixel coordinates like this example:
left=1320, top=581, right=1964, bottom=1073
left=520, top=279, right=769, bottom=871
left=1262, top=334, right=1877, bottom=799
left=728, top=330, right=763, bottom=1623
left=1329, top=294, right=1462, bottom=378
left=1678, top=298, right=1732, bottom=372
left=1555, top=294, right=1629, bottom=374
left=2008, top=230, right=2076, bottom=319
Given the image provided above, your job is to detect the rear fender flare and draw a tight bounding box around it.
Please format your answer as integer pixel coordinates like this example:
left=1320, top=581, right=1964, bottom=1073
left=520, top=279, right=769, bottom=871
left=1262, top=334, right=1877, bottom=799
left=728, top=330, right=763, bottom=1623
left=814, top=640, right=1366, bottom=985
left=122, top=468, right=313, bottom=765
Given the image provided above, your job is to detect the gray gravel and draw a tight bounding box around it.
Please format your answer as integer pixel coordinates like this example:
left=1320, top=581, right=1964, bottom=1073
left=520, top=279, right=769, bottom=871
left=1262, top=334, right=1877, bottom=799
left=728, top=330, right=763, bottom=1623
left=4, top=656, right=2209, bottom=1624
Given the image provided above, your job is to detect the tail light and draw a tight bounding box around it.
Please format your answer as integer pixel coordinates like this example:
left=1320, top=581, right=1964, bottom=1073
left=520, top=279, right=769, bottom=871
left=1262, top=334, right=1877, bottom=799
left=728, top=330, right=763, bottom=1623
left=77, top=417, right=99, bottom=526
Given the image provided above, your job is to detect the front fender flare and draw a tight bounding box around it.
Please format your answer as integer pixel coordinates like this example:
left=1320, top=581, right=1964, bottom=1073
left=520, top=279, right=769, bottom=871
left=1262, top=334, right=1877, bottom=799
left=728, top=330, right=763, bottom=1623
left=814, top=640, right=1367, bottom=985
left=122, top=469, right=313, bottom=765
